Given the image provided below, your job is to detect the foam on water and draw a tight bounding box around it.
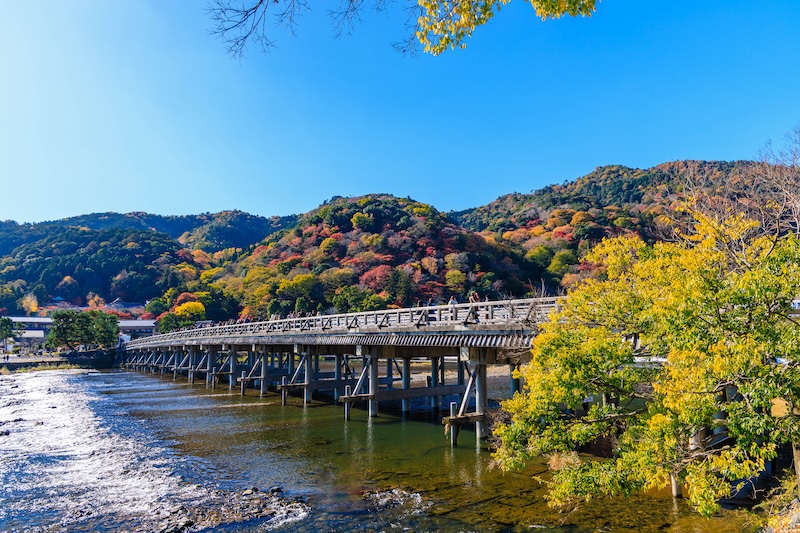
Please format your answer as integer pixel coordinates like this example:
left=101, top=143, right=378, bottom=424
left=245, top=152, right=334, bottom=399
left=0, top=370, right=209, bottom=532
left=259, top=501, right=311, bottom=531
left=363, top=488, right=431, bottom=514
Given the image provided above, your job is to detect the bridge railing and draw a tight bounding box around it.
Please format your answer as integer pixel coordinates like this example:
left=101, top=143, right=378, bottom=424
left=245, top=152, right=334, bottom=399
left=126, top=297, right=561, bottom=348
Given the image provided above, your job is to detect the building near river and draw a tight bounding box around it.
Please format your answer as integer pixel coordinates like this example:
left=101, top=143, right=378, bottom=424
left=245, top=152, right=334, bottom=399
left=7, top=317, right=156, bottom=338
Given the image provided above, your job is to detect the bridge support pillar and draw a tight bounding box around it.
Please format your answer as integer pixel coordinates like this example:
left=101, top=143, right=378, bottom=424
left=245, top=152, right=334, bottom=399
left=386, top=358, right=393, bottom=390
left=229, top=349, right=236, bottom=390
left=369, top=349, right=379, bottom=417
left=334, top=354, right=343, bottom=401
left=206, top=349, right=215, bottom=385
left=430, top=357, right=439, bottom=409
left=449, top=402, right=459, bottom=447
left=344, top=385, right=351, bottom=420
left=510, top=364, right=521, bottom=396
left=173, top=349, right=179, bottom=381
left=402, top=358, right=411, bottom=413
left=303, top=350, right=312, bottom=405
left=260, top=351, right=268, bottom=396
left=188, top=348, right=195, bottom=384
left=475, top=352, right=488, bottom=442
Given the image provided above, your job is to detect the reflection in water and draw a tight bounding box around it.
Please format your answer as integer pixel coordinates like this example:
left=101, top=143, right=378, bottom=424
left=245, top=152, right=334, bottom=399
left=0, top=369, right=753, bottom=533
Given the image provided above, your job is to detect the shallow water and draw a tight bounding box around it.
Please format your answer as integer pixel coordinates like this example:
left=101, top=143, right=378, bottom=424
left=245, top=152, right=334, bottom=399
left=0, top=370, right=750, bottom=532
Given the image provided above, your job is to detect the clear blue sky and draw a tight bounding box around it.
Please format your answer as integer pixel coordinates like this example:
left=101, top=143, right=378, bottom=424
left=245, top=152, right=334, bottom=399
left=2, top=1, right=799, bottom=224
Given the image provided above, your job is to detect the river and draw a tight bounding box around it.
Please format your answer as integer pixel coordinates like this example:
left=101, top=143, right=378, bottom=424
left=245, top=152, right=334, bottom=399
left=0, top=369, right=751, bottom=532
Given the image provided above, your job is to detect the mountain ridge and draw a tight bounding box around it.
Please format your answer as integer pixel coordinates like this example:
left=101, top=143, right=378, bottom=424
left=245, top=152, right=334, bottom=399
left=0, top=160, right=751, bottom=322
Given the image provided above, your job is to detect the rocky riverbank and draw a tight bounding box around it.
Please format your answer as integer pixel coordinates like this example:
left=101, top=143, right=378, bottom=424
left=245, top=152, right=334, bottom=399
left=143, top=486, right=310, bottom=533
left=764, top=500, right=800, bottom=533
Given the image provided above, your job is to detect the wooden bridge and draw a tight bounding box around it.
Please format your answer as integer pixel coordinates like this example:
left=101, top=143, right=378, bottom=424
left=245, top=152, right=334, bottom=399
left=122, top=297, right=560, bottom=445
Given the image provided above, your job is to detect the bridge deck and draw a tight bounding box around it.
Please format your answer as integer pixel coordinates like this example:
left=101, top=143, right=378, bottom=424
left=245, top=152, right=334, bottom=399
left=125, top=297, right=560, bottom=357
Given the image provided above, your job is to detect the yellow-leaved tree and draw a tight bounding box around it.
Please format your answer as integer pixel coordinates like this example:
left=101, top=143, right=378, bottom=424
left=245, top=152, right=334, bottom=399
left=493, top=212, right=800, bottom=517
left=208, top=0, right=598, bottom=57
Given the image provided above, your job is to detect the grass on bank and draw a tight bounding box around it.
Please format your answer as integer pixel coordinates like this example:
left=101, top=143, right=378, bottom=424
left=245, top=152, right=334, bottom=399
left=0, top=363, right=82, bottom=374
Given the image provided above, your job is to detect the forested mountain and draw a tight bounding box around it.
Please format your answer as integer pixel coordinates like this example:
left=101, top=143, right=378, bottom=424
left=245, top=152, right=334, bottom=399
left=449, top=161, right=755, bottom=288
left=451, top=161, right=748, bottom=233
left=48, top=212, right=201, bottom=238
left=47, top=210, right=297, bottom=250
left=177, top=211, right=297, bottom=251
left=0, top=160, right=758, bottom=325
left=204, top=194, right=539, bottom=319
left=0, top=226, right=187, bottom=313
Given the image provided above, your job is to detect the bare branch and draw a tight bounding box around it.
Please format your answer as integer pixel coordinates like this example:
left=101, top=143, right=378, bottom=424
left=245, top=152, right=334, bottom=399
left=208, top=0, right=405, bottom=57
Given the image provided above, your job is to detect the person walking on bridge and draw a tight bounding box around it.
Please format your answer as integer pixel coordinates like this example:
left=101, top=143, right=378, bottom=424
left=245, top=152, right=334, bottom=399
left=448, top=296, right=458, bottom=320
left=467, top=291, right=480, bottom=323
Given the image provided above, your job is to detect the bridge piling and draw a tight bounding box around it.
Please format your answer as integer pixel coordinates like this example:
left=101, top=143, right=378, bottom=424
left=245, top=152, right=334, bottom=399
left=369, top=350, right=378, bottom=417
left=260, top=352, right=267, bottom=396
left=206, top=348, right=214, bottom=384
left=510, top=364, right=520, bottom=395
left=449, top=402, right=459, bottom=447
left=228, top=349, right=236, bottom=390
left=401, top=358, right=411, bottom=413
left=188, top=348, right=195, bottom=384
left=303, top=350, right=312, bottom=404
left=429, top=358, right=439, bottom=409
left=334, top=354, right=342, bottom=401
left=475, top=353, right=487, bottom=441
left=344, top=385, right=352, bottom=420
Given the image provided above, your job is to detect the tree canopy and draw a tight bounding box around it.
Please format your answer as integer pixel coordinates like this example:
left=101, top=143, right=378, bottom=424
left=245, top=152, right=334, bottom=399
left=0, top=317, right=17, bottom=344
left=493, top=212, right=800, bottom=516
left=208, top=0, right=598, bottom=57
left=47, top=310, right=120, bottom=351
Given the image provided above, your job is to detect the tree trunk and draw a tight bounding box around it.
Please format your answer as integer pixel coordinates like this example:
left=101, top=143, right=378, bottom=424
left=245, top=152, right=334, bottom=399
left=670, top=473, right=682, bottom=498
left=792, top=442, right=800, bottom=499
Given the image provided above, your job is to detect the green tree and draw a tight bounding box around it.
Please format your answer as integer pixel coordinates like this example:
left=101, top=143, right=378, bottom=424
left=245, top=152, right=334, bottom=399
left=157, top=312, right=188, bottom=333
left=332, top=286, right=385, bottom=313
left=276, top=273, right=324, bottom=308
left=145, top=297, right=169, bottom=316
left=0, top=317, right=17, bottom=348
left=493, top=214, right=800, bottom=517
left=47, top=310, right=97, bottom=351
left=445, top=269, right=467, bottom=293
left=351, top=212, right=374, bottom=232
left=545, top=248, right=578, bottom=279
left=87, top=310, right=120, bottom=348
left=525, top=244, right=554, bottom=269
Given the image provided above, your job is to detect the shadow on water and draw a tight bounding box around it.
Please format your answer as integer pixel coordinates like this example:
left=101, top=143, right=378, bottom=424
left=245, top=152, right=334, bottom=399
left=1, top=369, right=755, bottom=533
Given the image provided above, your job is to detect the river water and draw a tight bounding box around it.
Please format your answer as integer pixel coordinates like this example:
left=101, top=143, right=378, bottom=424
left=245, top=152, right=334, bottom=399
left=0, top=369, right=750, bottom=532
